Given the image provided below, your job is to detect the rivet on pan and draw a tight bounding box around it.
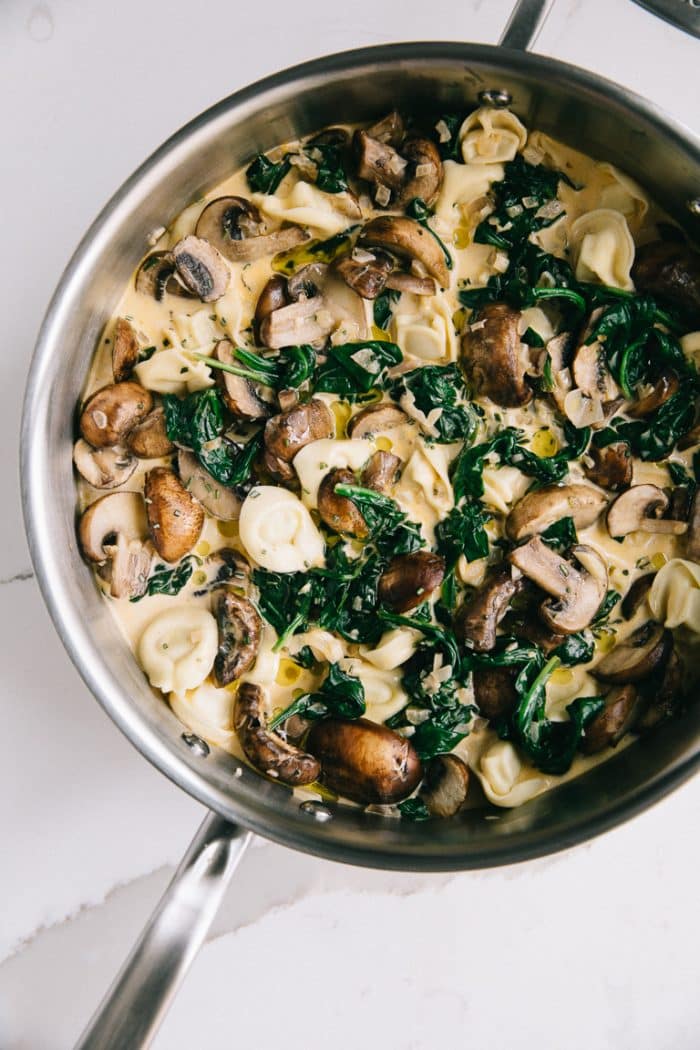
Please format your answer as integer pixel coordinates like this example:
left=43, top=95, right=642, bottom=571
left=181, top=732, right=210, bottom=757
left=299, top=800, right=333, bottom=822
left=687, top=198, right=700, bottom=217
left=478, top=89, right=512, bottom=108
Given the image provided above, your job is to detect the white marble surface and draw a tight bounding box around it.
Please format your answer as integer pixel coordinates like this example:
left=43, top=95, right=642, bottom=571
left=1, top=0, right=699, bottom=1047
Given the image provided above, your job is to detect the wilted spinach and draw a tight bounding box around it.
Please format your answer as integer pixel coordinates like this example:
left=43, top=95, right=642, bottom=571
left=435, top=500, right=490, bottom=569
left=373, top=289, right=400, bottom=331
left=245, top=153, right=292, bottom=194
left=541, top=516, right=577, bottom=551
left=405, top=197, right=453, bottom=272
left=334, top=484, right=425, bottom=558
left=132, top=556, right=199, bottom=601
left=306, top=142, right=349, bottom=194
left=397, top=797, right=431, bottom=821
left=196, top=345, right=315, bottom=391
left=473, top=155, right=571, bottom=252
left=433, top=114, right=463, bottom=162
left=315, top=340, right=403, bottom=398
left=163, top=388, right=262, bottom=488
left=390, top=364, right=478, bottom=443
left=268, top=662, right=365, bottom=730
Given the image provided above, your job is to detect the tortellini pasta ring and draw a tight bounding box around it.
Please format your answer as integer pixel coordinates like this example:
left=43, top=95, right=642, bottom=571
left=239, top=486, right=325, bottom=573
left=650, top=558, right=700, bottom=633
left=138, top=606, right=218, bottom=695
left=569, top=208, right=635, bottom=291
left=459, top=107, right=527, bottom=165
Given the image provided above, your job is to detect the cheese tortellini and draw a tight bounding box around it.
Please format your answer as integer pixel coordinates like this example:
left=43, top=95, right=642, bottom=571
left=570, top=208, right=635, bottom=290
left=252, top=180, right=353, bottom=236
left=169, top=680, right=239, bottom=753
left=476, top=740, right=548, bottom=808
left=434, top=158, right=504, bottom=225
left=342, top=659, right=407, bottom=723
left=138, top=606, right=218, bottom=695
left=459, top=106, right=527, bottom=165
left=239, top=486, right=325, bottom=572
left=650, top=559, right=700, bottom=633
left=293, top=438, right=371, bottom=509
left=392, top=293, right=457, bottom=362
left=359, top=627, right=421, bottom=670
left=134, top=347, right=213, bottom=395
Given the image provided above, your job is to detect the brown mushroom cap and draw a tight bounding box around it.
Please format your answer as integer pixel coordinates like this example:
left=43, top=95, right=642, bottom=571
left=144, top=466, right=205, bottom=562
left=636, top=647, right=684, bottom=732
left=360, top=450, right=402, bottom=494
left=306, top=717, right=422, bottom=805
left=461, top=303, right=531, bottom=407
left=627, top=373, right=679, bottom=418
left=264, top=399, right=333, bottom=467
left=196, top=195, right=309, bottom=263
left=621, top=573, right=654, bottom=619
left=78, top=491, right=152, bottom=599
left=572, top=326, right=620, bottom=402
left=420, top=754, right=469, bottom=818
left=346, top=403, right=409, bottom=438
left=583, top=441, right=632, bottom=491
left=606, top=484, right=687, bottom=539
left=509, top=538, right=608, bottom=634
left=171, top=236, right=230, bottom=303
left=631, top=240, right=700, bottom=324
left=334, top=251, right=393, bottom=300
left=177, top=450, right=242, bottom=521
left=214, top=339, right=274, bottom=420
left=472, top=667, right=519, bottom=720
left=112, top=317, right=141, bottom=382
left=317, top=468, right=369, bottom=537
left=580, top=684, right=641, bottom=754
left=213, top=592, right=262, bottom=687
left=126, top=406, right=175, bottom=459
left=595, top=621, right=672, bottom=683
left=259, top=295, right=330, bottom=349
left=354, top=130, right=408, bottom=196
left=73, top=439, right=137, bottom=489
left=254, top=274, right=289, bottom=331
left=80, top=382, right=153, bottom=449
left=135, top=251, right=193, bottom=301
left=359, top=216, right=450, bottom=287
left=455, top=565, right=523, bottom=652
left=234, top=682, right=320, bottom=785
left=395, top=137, right=443, bottom=207
left=378, top=551, right=445, bottom=613
left=506, top=483, right=607, bottom=542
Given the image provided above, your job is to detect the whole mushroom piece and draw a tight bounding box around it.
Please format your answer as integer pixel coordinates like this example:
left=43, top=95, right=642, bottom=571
left=506, top=483, right=607, bottom=542
left=359, top=216, right=450, bottom=288
left=144, top=467, right=205, bottom=562
left=378, top=551, right=445, bottom=613
left=80, top=382, right=153, bottom=449
left=126, top=406, right=175, bottom=459
left=263, top=399, right=333, bottom=481
left=112, top=317, right=142, bottom=382
left=317, top=467, right=369, bottom=537
left=580, top=684, right=641, bottom=754
left=455, top=565, right=523, bottom=652
left=346, top=403, right=409, bottom=438
left=420, top=754, right=470, bottom=818
left=631, top=240, right=700, bottom=324
left=594, top=621, right=672, bottom=683
left=606, top=485, right=687, bottom=539
left=461, top=303, right=531, bottom=407
left=171, top=236, right=230, bottom=303
left=73, top=440, right=137, bottom=489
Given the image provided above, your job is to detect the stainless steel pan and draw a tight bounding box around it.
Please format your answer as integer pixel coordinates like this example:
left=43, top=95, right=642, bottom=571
left=20, top=0, right=700, bottom=1045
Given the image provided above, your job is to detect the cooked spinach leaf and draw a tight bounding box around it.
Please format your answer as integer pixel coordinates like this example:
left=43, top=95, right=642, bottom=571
left=433, top=114, right=463, bottom=162
left=435, top=500, right=490, bottom=568
left=197, top=345, right=316, bottom=390
left=591, top=589, right=621, bottom=628
left=315, top=340, right=403, bottom=398
left=373, top=289, right=401, bottom=331
left=541, top=516, right=577, bottom=551
left=268, top=662, right=365, bottom=730
left=162, top=387, right=262, bottom=488
left=390, top=364, right=478, bottom=443
left=132, top=556, right=199, bottom=601
left=246, top=153, right=292, bottom=194
left=334, top=484, right=425, bottom=558
left=405, top=197, right=453, bottom=272
left=473, top=155, right=570, bottom=253
left=397, top=797, right=431, bottom=821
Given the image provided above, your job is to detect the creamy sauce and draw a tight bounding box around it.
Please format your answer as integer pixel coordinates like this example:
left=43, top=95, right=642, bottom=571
left=76, top=110, right=698, bottom=814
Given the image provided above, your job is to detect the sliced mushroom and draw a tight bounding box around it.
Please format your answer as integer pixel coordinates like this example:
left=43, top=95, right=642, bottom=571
left=213, top=592, right=262, bottom=686
left=395, top=138, right=443, bottom=207
left=317, top=468, right=368, bottom=536
left=385, top=271, right=436, bottom=296
left=378, top=551, right=445, bottom=613
left=580, top=684, right=641, bottom=754
left=472, top=667, right=520, bottom=719
left=126, top=407, right=175, bottom=459
left=686, top=488, right=700, bottom=560
left=509, top=538, right=608, bottom=634
left=144, top=466, right=205, bottom=562
left=195, top=196, right=308, bottom=263
left=354, top=130, right=408, bottom=196
left=214, top=339, right=273, bottom=420
left=359, top=216, right=450, bottom=287
left=595, top=621, right=672, bottom=683
left=628, top=373, right=679, bottom=418
left=366, top=110, right=405, bottom=148
left=286, top=263, right=328, bottom=302
left=194, top=547, right=251, bottom=595
left=112, top=317, right=141, bottom=382
left=135, top=251, right=193, bottom=301
left=171, top=236, right=230, bottom=303
left=572, top=319, right=620, bottom=402
left=73, top=439, right=137, bottom=489
left=259, top=295, right=330, bottom=349
left=515, top=619, right=567, bottom=654
left=506, top=483, right=607, bottom=542
left=583, top=442, right=632, bottom=491
left=255, top=274, right=289, bottom=331
left=354, top=129, right=442, bottom=208
left=606, top=485, right=687, bottom=539
left=347, top=403, right=409, bottom=438
left=79, top=491, right=152, bottom=599
left=455, top=565, right=523, bottom=652
left=636, top=648, right=684, bottom=732
left=234, top=682, right=320, bottom=785
left=80, top=382, right=153, bottom=449
left=264, top=399, right=333, bottom=479
left=177, top=450, right=242, bottom=521
left=420, top=754, right=469, bottom=818
left=461, top=303, right=531, bottom=407
left=677, top=422, right=700, bottom=452
left=334, top=250, right=393, bottom=299
left=621, top=573, right=653, bottom=619
left=544, top=331, right=574, bottom=414
left=631, top=240, right=700, bottom=324
left=306, top=717, right=422, bottom=805
left=360, top=450, right=402, bottom=494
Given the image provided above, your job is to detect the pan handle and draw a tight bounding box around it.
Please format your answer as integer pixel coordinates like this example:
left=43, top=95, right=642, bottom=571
left=74, top=812, right=251, bottom=1050
left=498, top=0, right=556, bottom=50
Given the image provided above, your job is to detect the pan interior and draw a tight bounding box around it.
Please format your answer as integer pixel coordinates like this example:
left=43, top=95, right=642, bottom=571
left=21, top=43, right=700, bottom=871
